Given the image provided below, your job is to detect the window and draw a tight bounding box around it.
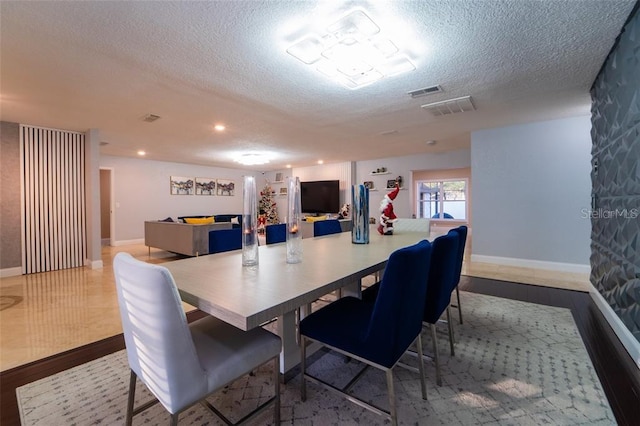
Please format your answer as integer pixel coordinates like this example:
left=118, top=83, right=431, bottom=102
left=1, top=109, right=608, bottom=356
left=416, top=179, right=467, bottom=220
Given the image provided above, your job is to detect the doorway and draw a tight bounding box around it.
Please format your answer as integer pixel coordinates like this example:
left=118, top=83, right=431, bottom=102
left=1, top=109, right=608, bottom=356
left=99, top=168, right=114, bottom=246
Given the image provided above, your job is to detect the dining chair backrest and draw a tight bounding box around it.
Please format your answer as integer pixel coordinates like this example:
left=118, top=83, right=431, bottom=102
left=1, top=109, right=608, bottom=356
left=422, top=233, right=460, bottom=324
left=113, top=252, right=207, bottom=413
left=313, top=219, right=342, bottom=237
left=208, top=228, right=242, bottom=254
left=364, top=239, right=433, bottom=367
left=265, top=223, right=286, bottom=245
left=448, top=225, right=467, bottom=282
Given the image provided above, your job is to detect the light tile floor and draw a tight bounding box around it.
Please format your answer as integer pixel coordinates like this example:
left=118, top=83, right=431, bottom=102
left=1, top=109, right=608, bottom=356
left=0, top=237, right=591, bottom=372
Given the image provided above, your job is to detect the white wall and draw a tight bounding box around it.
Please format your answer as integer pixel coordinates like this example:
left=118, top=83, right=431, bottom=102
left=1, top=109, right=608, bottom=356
left=471, top=115, right=592, bottom=268
left=264, top=162, right=353, bottom=222
left=356, top=150, right=471, bottom=220
left=100, top=156, right=253, bottom=243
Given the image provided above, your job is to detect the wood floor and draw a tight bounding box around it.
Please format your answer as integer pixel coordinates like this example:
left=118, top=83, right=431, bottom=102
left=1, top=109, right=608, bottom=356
left=2, top=276, right=640, bottom=425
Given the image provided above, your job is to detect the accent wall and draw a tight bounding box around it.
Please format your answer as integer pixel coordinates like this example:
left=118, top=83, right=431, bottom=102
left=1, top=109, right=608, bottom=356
left=590, top=5, right=640, bottom=344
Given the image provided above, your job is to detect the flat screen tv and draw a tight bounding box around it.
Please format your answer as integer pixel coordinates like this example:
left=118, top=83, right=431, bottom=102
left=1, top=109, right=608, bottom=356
left=300, top=180, right=340, bottom=214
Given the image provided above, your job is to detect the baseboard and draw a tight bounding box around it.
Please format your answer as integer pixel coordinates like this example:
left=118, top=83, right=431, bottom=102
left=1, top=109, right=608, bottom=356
left=590, top=286, right=640, bottom=369
left=85, top=259, right=104, bottom=269
left=470, top=254, right=590, bottom=274
left=0, top=267, right=22, bottom=278
left=110, top=238, right=144, bottom=246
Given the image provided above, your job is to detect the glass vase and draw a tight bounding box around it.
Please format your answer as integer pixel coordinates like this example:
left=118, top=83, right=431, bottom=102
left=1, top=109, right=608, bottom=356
left=286, top=176, right=303, bottom=263
left=351, top=184, right=369, bottom=244
left=242, top=175, right=259, bottom=266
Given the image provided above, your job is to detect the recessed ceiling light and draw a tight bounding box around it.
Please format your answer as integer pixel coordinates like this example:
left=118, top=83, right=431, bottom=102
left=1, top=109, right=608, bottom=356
left=317, top=160, right=324, bottom=165
left=214, top=124, right=226, bottom=131
left=286, top=164, right=292, bottom=168
left=137, top=150, right=146, bottom=156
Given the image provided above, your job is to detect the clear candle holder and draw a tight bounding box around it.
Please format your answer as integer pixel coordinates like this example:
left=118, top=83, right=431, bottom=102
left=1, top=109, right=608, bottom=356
left=286, top=176, right=302, bottom=264
left=242, top=176, right=259, bottom=266
left=351, top=184, right=370, bottom=244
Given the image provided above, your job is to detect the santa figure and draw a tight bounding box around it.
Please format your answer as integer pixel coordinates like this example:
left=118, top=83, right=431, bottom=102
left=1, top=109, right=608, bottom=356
left=378, top=184, right=400, bottom=235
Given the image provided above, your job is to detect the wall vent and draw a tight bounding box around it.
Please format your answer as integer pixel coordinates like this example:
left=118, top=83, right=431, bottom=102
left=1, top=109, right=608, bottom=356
left=143, top=114, right=161, bottom=122
left=421, top=95, right=475, bottom=116
left=407, top=85, right=442, bottom=98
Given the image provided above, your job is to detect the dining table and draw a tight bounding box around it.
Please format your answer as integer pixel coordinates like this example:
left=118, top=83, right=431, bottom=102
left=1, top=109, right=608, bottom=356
left=164, top=229, right=427, bottom=373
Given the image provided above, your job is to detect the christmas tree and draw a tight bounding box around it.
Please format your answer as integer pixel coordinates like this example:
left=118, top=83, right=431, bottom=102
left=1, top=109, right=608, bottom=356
left=259, top=183, right=280, bottom=226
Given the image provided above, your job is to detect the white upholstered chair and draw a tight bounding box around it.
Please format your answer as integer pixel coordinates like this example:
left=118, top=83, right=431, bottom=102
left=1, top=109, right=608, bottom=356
left=392, top=218, right=431, bottom=234
left=113, top=252, right=281, bottom=425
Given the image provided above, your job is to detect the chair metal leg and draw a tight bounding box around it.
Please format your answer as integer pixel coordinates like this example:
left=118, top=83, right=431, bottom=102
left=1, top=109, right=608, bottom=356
left=126, top=370, right=136, bottom=426
left=446, top=306, right=455, bottom=356
left=170, top=413, right=179, bottom=426
left=386, top=369, right=397, bottom=426
left=300, top=335, right=307, bottom=401
left=274, top=356, right=281, bottom=424
left=430, top=324, right=442, bottom=386
left=415, top=334, right=428, bottom=400
left=456, top=286, right=463, bottom=324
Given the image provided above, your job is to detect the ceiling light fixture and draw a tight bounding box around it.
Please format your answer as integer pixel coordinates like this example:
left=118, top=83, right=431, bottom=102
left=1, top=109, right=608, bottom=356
left=286, top=10, right=415, bottom=89
left=137, top=150, right=146, bottom=156
left=214, top=124, right=226, bottom=131
left=233, top=153, right=271, bottom=166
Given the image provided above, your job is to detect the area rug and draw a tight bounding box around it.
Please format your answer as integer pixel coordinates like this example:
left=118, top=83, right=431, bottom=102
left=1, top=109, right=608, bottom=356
left=17, top=292, right=615, bottom=425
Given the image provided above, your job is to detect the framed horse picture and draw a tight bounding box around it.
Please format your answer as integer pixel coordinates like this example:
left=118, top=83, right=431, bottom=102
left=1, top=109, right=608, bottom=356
left=216, top=179, right=235, bottom=196
left=170, top=176, right=194, bottom=195
left=195, top=178, right=216, bottom=195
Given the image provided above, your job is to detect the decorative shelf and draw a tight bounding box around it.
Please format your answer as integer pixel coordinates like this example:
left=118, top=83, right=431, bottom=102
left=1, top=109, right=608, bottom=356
left=370, top=171, right=391, bottom=175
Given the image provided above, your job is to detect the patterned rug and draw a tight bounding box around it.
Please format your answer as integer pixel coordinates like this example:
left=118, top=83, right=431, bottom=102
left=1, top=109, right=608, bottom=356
left=17, top=292, right=615, bottom=425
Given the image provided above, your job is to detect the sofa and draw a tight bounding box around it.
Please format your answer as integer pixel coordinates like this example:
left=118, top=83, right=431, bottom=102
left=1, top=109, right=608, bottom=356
left=145, top=218, right=236, bottom=256
left=177, top=214, right=242, bottom=228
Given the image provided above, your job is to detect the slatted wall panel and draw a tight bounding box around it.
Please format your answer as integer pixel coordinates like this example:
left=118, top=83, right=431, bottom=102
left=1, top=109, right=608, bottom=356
left=20, top=126, right=86, bottom=274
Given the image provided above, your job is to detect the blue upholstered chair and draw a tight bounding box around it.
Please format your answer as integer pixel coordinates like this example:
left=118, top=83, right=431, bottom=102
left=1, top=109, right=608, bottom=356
left=208, top=228, right=242, bottom=254
left=420, top=232, right=460, bottom=386
left=313, top=219, right=342, bottom=237
left=265, top=223, right=286, bottom=245
left=448, top=226, right=468, bottom=324
left=300, top=240, right=433, bottom=426
left=361, top=232, right=459, bottom=387
left=113, top=253, right=281, bottom=426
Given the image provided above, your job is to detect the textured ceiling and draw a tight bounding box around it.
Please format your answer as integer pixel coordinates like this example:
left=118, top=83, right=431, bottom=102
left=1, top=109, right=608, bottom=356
left=0, top=1, right=635, bottom=171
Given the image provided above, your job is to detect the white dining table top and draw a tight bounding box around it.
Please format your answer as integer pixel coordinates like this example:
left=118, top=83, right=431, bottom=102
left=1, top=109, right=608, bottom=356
left=165, top=230, right=428, bottom=330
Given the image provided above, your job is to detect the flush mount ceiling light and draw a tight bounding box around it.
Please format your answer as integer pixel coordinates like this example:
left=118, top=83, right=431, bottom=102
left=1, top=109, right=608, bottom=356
left=234, top=153, right=271, bottom=166
left=286, top=10, right=415, bottom=89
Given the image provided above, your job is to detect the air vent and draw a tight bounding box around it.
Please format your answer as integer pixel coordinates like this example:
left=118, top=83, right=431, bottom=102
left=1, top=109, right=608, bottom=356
left=379, top=129, right=399, bottom=136
left=143, top=114, right=161, bottom=123
left=407, top=85, right=442, bottom=98
left=99, top=141, right=109, bottom=146
left=421, top=95, right=475, bottom=116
